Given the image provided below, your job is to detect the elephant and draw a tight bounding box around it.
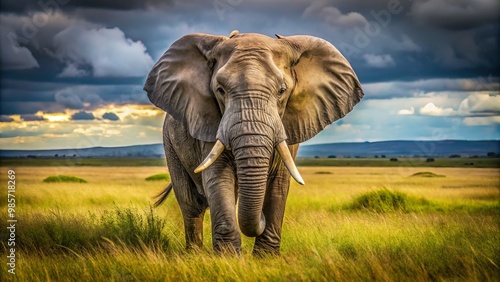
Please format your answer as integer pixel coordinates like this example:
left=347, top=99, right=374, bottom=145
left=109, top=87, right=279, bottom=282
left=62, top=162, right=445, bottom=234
left=144, top=30, right=363, bottom=255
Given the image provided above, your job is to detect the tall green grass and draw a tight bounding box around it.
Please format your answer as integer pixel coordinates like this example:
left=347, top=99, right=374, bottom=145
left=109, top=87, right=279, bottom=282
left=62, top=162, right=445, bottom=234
left=349, top=188, right=428, bottom=212
left=411, top=171, right=445, bottom=177
left=10, top=207, right=169, bottom=254
left=145, top=173, right=170, bottom=181
left=43, top=175, right=87, bottom=183
left=348, top=188, right=500, bottom=214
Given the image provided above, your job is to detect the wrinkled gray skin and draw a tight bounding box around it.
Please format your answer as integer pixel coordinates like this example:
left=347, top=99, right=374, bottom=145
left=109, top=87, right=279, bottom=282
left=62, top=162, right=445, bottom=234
left=144, top=31, right=363, bottom=255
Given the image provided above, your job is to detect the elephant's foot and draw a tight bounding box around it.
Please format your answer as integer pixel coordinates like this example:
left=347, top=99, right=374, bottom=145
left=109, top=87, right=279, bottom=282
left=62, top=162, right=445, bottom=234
left=253, top=235, right=281, bottom=256
left=212, top=222, right=241, bottom=255
left=184, top=216, right=204, bottom=250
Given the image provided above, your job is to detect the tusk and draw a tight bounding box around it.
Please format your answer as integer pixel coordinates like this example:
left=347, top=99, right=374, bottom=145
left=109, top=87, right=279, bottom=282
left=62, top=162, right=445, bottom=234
left=194, top=140, right=225, bottom=173
left=276, top=141, right=305, bottom=185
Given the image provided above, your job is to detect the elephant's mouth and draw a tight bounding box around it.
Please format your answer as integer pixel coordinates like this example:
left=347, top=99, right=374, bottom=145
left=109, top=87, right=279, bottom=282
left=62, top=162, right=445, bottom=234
left=194, top=139, right=304, bottom=185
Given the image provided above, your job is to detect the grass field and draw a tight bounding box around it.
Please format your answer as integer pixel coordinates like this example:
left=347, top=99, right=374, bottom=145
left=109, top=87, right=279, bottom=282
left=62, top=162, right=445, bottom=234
left=0, top=165, right=499, bottom=281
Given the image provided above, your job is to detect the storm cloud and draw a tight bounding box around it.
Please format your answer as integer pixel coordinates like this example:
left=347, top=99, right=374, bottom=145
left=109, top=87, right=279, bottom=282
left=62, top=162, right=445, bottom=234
left=0, top=0, right=175, bottom=13
left=411, top=0, right=500, bottom=30
left=0, top=115, right=14, bottom=122
left=71, top=111, right=95, bottom=120
left=0, top=26, right=39, bottom=70
left=102, top=112, right=119, bottom=121
left=53, top=25, right=154, bottom=77
left=21, top=114, right=45, bottom=121
left=55, top=89, right=84, bottom=109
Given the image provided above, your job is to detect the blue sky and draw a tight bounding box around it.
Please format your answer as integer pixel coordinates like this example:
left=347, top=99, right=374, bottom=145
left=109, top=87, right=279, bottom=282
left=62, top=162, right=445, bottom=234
left=0, top=0, right=499, bottom=150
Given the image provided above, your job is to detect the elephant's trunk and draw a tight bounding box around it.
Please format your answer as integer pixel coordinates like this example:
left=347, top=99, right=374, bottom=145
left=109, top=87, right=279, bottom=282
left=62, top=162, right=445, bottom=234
left=232, top=133, right=273, bottom=237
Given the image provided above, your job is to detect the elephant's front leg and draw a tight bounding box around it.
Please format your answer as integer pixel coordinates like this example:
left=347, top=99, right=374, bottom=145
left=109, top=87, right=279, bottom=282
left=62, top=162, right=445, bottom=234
left=202, top=153, right=241, bottom=254
left=253, top=144, right=298, bottom=256
left=164, top=134, right=207, bottom=250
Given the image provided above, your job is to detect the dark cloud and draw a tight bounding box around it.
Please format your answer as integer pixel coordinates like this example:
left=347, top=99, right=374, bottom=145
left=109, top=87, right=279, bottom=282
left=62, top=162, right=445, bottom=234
left=0, top=115, right=14, bottom=122
left=102, top=112, right=119, bottom=121
left=71, top=111, right=94, bottom=120
left=411, top=0, right=500, bottom=30
left=67, top=0, right=174, bottom=11
left=52, top=86, right=105, bottom=108
left=363, top=77, right=500, bottom=100
left=0, top=0, right=174, bottom=13
left=0, top=26, right=39, bottom=70
left=0, top=80, right=148, bottom=115
left=20, top=114, right=45, bottom=121
left=303, top=3, right=367, bottom=28
left=54, top=90, right=84, bottom=109
left=0, top=89, right=55, bottom=102
left=0, top=101, right=65, bottom=115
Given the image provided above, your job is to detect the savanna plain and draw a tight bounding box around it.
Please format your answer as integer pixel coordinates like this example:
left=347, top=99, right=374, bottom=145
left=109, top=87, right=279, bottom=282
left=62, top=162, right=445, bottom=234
left=0, top=159, right=499, bottom=281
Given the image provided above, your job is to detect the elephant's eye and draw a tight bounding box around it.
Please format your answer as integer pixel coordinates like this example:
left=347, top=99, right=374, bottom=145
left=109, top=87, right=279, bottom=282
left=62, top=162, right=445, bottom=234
left=216, top=87, right=226, bottom=95
left=278, top=81, right=287, bottom=95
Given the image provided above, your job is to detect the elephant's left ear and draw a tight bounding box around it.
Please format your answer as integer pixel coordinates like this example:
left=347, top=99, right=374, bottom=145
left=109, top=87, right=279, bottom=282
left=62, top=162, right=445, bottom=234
left=280, top=35, right=364, bottom=144
left=144, top=34, right=226, bottom=142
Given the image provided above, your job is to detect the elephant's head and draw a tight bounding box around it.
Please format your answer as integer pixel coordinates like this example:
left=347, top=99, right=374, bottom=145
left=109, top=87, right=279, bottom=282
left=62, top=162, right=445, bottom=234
left=145, top=31, right=363, bottom=237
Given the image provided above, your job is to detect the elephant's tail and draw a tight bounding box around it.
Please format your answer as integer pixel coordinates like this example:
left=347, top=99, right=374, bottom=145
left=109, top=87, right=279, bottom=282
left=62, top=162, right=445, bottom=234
left=153, top=183, right=173, bottom=207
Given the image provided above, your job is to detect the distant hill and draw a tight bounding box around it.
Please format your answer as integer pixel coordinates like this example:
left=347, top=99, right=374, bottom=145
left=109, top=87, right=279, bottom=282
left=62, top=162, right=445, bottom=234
left=297, top=140, right=499, bottom=158
left=0, top=140, right=498, bottom=158
left=0, top=144, right=164, bottom=158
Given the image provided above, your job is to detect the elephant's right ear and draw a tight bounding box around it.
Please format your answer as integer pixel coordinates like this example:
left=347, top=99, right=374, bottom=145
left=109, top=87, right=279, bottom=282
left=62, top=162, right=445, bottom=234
left=144, top=34, right=226, bottom=142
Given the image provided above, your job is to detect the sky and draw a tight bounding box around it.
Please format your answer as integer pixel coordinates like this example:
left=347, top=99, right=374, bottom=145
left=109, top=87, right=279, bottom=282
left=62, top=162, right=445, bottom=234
left=0, top=0, right=499, bottom=150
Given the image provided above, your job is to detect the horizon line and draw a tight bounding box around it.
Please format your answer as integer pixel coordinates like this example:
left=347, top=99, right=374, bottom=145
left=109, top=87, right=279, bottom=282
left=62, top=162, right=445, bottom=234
left=1, top=139, right=499, bottom=151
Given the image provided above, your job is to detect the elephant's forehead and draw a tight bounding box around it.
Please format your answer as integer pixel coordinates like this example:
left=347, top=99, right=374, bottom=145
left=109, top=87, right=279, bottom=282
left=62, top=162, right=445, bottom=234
left=218, top=33, right=280, bottom=52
